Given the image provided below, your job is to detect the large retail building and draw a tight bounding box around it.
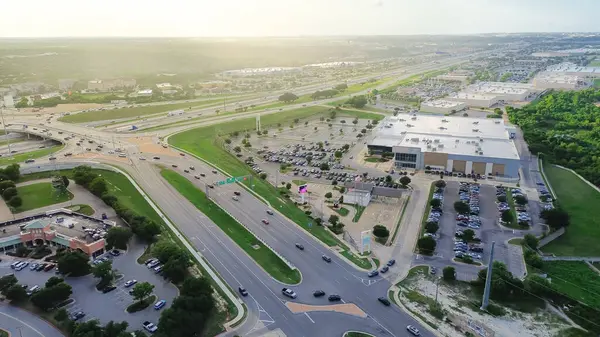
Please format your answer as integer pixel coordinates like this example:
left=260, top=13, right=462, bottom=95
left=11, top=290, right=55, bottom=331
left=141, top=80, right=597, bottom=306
left=367, top=115, right=520, bottom=178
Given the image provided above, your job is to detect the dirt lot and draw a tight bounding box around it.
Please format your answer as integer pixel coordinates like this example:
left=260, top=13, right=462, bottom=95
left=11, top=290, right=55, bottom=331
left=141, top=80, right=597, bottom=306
left=127, top=136, right=176, bottom=156
left=21, top=103, right=104, bottom=114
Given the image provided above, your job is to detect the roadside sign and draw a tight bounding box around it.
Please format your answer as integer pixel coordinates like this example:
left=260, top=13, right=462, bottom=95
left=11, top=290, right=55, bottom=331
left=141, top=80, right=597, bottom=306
left=216, top=175, right=250, bottom=186
left=308, top=223, right=312, bottom=228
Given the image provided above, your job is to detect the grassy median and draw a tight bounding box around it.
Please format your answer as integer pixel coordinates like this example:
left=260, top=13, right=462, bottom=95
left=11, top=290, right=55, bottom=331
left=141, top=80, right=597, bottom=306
left=0, top=145, right=64, bottom=166
left=160, top=168, right=301, bottom=284
left=168, top=106, right=376, bottom=269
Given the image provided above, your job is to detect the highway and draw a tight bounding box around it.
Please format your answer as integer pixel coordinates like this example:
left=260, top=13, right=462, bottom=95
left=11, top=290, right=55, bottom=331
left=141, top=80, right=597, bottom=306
left=0, top=51, right=505, bottom=337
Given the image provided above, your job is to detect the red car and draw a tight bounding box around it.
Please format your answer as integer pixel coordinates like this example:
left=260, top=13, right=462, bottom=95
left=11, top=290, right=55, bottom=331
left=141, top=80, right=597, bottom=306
left=261, top=219, right=269, bottom=225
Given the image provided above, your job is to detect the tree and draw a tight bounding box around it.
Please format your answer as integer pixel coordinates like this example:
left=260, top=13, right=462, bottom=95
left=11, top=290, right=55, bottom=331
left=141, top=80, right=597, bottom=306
left=45, top=276, right=65, bottom=288
left=442, top=266, right=456, bottom=281
left=233, top=146, right=241, bottom=153
left=430, top=199, right=442, bottom=208
left=1, top=164, right=20, bottom=182
left=540, top=207, right=570, bottom=230
left=105, top=227, right=133, bottom=250
left=57, top=250, right=91, bottom=276
left=73, top=165, right=95, bottom=186
left=134, top=219, right=161, bottom=241
left=523, top=234, right=539, bottom=250
left=385, top=175, right=392, bottom=183
left=425, top=221, right=439, bottom=234
left=332, top=180, right=338, bottom=186
left=501, top=209, right=513, bottom=223
left=54, top=308, right=68, bottom=322
left=5, top=284, right=27, bottom=302
left=162, top=255, right=191, bottom=283
left=62, top=176, right=70, bottom=188
left=524, top=250, right=543, bottom=268
left=514, top=195, right=528, bottom=205
left=88, top=177, right=108, bottom=197
left=524, top=274, right=551, bottom=296
left=453, top=201, right=469, bottom=214
left=224, top=138, right=232, bottom=145
left=153, top=240, right=186, bottom=263
left=92, top=261, right=113, bottom=281
left=259, top=173, right=267, bottom=179
left=31, top=282, right=72, bottom=310
left=102, top=321, right=129, bottom=337
left=0, top=180, right=15, bottom=193
left=286, top=183, right=292, bottom=190
left=15, top=97, right=28, bottom=108
left=372, top=225, right=389, bottom=238
left=417, top=236, right=436, bottom=254
left=2, top=187, right=17, bottom=200
left=15, top=245, right=29, bottom=257
left=352, top=118, right=358, bottom=125
left=8, top=195, right=22, bottom=208
left=0, top=274, right=18, bottom=293
left=361, top=128, right=367, bottom=134
left=324, top=192, right=333, bottom=199
left=334, top=151, right=343, bottom=159
left=462, top=229, right=475, bottom=242
left=278, top=92, right=298, bottom=103
left=346, top=95, right=368, bottom=108
left=328, top=215, right=339, bottom=225
left=132, top=282, right=154, bottom=302
left=434, top=180, right=446, bottom=188
left=476, top=261, right=523, bottom=299
left=320, top=163, right=330, bottom=171
left=335, top=83, right=348, bottom=91
left=399, top=176, right=411, bottom=186
left=339, top=187, right=346, bottom=193
left=497, top=195, right=507, bottom=203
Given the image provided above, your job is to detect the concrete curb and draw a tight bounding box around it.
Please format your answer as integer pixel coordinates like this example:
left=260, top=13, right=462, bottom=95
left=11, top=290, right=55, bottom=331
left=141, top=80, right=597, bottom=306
left=538, top=157, right=556, bottom=199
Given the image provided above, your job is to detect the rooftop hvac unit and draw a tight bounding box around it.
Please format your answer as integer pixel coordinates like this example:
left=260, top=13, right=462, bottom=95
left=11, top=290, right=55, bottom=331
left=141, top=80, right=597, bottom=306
left=406, top=124, right=412, bottom=127
left=400, top=131, right=407, bottom=134
left=494, top=121, right=501, bottom=124
left=472, top=129, right=479, bottom=132
left=455, top=139, right=460, bottom=142
left=427, top=144, right=432, bottom=148
left=475, top=149, right=479, bottom=153
left=479, top=151, right=484, bottom=155
left=431, top=148, right=437, bottom=152
left=438, top=144, right=444, bottom=148
left=434, top=139, right=440, bottom=143
left=442, top=119, right=449, bottom=122
left=480, top=138, right=484, bottom=142
left=466, top=141, right=471, bottom=144
left=411, top=116, right=417, bottom=120
left=473, top=121, right=479, bottom=124
left=399, top=119, right=406, bottom=121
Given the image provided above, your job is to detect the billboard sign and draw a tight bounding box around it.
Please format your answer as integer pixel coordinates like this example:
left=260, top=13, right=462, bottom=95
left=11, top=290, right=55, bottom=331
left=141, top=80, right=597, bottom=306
left=298, top=184, right=308, bottom=194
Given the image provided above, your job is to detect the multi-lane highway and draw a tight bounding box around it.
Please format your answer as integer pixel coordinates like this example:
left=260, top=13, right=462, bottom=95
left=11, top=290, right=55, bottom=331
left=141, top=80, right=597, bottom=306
left=0, top=51, right=506, bottom=337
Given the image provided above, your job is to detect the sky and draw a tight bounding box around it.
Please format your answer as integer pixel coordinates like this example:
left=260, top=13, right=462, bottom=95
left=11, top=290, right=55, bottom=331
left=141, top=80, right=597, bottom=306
left=2, top=0, right=598, bottom=37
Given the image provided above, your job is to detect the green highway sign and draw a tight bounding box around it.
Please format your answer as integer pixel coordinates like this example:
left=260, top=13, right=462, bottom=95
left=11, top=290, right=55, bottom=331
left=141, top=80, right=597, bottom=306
left=216, top=175, right=250, bottom=186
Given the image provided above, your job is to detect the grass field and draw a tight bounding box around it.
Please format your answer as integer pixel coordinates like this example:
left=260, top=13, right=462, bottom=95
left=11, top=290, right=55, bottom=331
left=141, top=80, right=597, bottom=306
left=589, top=60, right=600, bottom=67
left=594, top=79, right=600, bottom=88
left=331, top=206, right=350, bottom=217
left=58, top=97, right=246, bottom=123
left=344, top=332, right=374, bottom=337
left=541, top=164, right=600, bottom=256
left=168, top=106, right=375, bottom=269
left=0, top=145, right=64, bottom=166
left=160, top=169, right=301, bottom=284
left=539, top=261, right=600, bottom=309
left=67, top=204, right=95, bottom=215
left=14, top=182, right=73, bottom=213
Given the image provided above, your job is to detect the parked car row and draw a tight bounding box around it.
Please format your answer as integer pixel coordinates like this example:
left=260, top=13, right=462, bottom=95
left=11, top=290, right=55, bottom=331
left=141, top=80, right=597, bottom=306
left=10, top=260, right=56, bottom=272
left=512, top=188, right=531, bottom=225
left=459, top=182, right=480, bottom=215
left=455, top=183, right=483, bottom=261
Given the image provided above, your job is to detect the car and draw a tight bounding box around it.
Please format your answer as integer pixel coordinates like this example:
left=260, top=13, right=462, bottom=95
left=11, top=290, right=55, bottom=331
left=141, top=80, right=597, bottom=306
left=261, top=219, right=269, bottom=225
left=430, top=267, right=437, bottom=275
left=71, top=311, right=86, bottom=321
left=124, top=280, right=137, bottom=288
left=44, top=264, right=55, bottom=272
left=36, top=264, right=45, bottom=271
left=281, top=288, right=297, bottom=299
left=378, top=297, right=391, bottom=306
left=30, top=263, right=38, bottom=271
left=238, top=286, right=248, bottom=296
left=171, top=164, right=178, bottom=168
left=322, top=255, right=332, bottom=263
left=184, top=169, right=190, bottom=173
left=147, top=260, right=160, bottom=269
left=154, top=300, right=167, bottom=310
left=387, top=259, right=396, bottom=266
left=179, top=153, right=185, bottom=156
left=234, top=191, right=241, bottom=196
left=367, top=270, right=379, bottom=277
left=109, top=249, right=120, bottom=256
left=313, top=290, right=325, bottom=297
left=189, top=166, right=195, bottom=170
left=143, top=321, right=158, bottom=333
left=208, top=184, right=214, bottom=189
left=154, top=265, right=163, bottom=273
left=380, top=266, right=389, bottom=273
left=48, top=157, right=56, bottom=161
left=407, top=325, right=420, bottom=336
left=153, top=156, right=160, bottom=160
left=295, top=243, right=304, bottom=250
left=266, top=209, right=274, bottom=215
left=200, top=173, right=206, bottom=177
left=25, top=159, right=35, bottom=163
left=212, top=170, right=218, bottom=174
left=232, top=196, right=239, bottom=201
left=102, top=285, right=117, bottom=293
left=194, top=175, right=200, bottom=179
left=328, top=294, right=341, bottom=302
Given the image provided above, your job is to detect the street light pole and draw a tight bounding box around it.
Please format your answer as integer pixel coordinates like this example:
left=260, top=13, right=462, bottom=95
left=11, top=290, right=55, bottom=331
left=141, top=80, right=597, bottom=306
left=0, top=104, right=12, bottom=157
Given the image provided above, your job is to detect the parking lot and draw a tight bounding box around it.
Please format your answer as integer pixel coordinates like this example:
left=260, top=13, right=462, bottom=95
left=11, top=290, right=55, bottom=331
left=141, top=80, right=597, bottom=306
left=1, top=239, right=177, bottom=330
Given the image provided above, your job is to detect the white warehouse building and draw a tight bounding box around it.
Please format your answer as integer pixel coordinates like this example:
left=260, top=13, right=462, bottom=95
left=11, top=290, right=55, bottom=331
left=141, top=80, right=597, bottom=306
left=420, top=100, right=467, bottom=114
left=533, top=72, right=588, bottom=90
left=446, top=92, right=499, bottom=108
left=544, top=62, right=600, bottom=79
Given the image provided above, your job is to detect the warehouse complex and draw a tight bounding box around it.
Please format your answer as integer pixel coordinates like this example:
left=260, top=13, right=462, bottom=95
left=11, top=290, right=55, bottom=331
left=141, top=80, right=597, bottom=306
left=533, top=72, right=588, bottom=90
left=445, top=81, right=538, bottom=108
left=367, top=115, right=520, bottom=178
left=544, top=62, right=600, bottom=79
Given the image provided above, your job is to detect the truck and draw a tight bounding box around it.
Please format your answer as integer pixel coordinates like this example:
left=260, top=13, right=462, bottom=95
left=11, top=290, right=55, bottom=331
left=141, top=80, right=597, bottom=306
left=167, top=110, right=184, bottom=117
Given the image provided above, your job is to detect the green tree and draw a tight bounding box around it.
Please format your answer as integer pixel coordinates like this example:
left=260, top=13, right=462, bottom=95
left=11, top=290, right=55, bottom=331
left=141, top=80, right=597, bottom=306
left=105, top=227, right=133, bottom=250
left=0, top=164, right=20, bottom=182
left=61, top=176, right=70, bottom=188
left=417, top=236, right=436, bottom=254
left=523, top=234, right=539, bottom=250
left=286, top=183, right=292, bottom=190
left=0, top=274, right=18, bottom=292
left=434, top=180, right=446, bottom=188
left=31, top=282, right=72, bottom=310
left=132, top=282, right=154, bottom=302
left=278, top=92, right=298, bottom=103
left=497, top=195, right=507, bottom=203
left=54, top=308, right=68, bottom=322
left=442, top=266, right=456, bottom=281
left=153, top=240, right=186, bottom=263
left=224, top=138, right=232, bottom=144
left=57, top=250, right=91, bottom=276
left=540, top=207, right=570, bottom=230
left=334, top=151, right=343, bottom=159
left=88, top=177, right=108, bottom=196
left=92, top=261, right=113, bottom=281
left=425, top=221, right=439, bottom=234
left=15, top=97, right=28, bottom=108
left=346, top=95, right=368, bottom=108
left=523, top=274, right=551, bottom=296
left=372, top=225, right=389, bottom=238
left=45, top=276, right=65, bottom=288
left=328, top=215, right=339, bottom=225
left=501, top=209, right=513, bottom=223
left=335, top=83, right=348, bottom=91
left=233, top=146, right=241, bottom=153
left=134, top=219, right=161, bottom=241
left=430, top=198, right=442, bottom=208
left=5, top=284, right=27, bottom=302
left=162, top=255, right=191, bottom=283
left=399, top=176, right=411, bottom=186
left=385, top=175, right=392, bottom=183
left=7, top=195, right=22, bottom=208
left=259, top=173, right=267, bottom=179
left=514, top=194, right=528, bottom=205
left=324, top=192, right=333, bottom=199
left=2, top=187, right=17, bottom=200
left=102, top=321, right=129, bottom=337
left=73, top=165, right=95, bottom=186
left=453, top=201, right=469, bottom=214
left=320, top=163, right=330, bottom=171
left=0, top=180, right=16, bottom=193
left=462, top=229, right=475, bottom=242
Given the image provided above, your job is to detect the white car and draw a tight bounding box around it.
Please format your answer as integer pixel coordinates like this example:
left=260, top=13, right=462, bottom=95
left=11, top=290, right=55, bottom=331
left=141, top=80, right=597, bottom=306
left=143, top=321, right=158, bottom=333
left=407, top=325, right=420, bottom=336
left=139, top=157, right=146, bottom=161
left=124, top=280, right=137, bottom=288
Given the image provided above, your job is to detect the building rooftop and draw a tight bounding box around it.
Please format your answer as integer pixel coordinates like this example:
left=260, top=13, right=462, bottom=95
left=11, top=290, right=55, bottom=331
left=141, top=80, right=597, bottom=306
left=369, top=115, right=520, bottom=160
left=465, top=82, right=533, bottom=95
left=447, top=92, right=499, bottom=101
left=545, top=62, right=600, bottom=74
left=534, top=72, right=582, bottom=84
left=421, top=99, right=465, bottom=109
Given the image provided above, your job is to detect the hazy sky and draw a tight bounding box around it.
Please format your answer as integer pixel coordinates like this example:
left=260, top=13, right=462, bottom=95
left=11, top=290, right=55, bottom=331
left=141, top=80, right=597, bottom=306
left=2, top=0, right=598, bottom=37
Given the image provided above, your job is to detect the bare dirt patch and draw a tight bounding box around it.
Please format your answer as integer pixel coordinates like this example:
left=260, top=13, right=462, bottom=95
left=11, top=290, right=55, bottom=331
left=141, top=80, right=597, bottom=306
left=127, top=136, right=176, bottom=157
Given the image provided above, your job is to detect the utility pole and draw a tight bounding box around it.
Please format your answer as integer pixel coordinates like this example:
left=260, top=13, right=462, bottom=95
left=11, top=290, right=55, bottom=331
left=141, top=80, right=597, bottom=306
left=481, top=241, right=496, bottom=311
left=0, top=104, right=12, bottom=157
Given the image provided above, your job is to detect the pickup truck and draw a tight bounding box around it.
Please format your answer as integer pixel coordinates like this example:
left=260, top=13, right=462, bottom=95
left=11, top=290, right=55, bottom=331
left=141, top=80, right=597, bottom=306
left=143, top=321, right=158, bottom=333
left=281, top=288, right=297, bottom=299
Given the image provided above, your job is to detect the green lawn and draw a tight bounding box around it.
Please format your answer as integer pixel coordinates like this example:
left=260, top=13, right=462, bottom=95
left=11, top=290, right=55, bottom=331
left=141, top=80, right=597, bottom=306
left=541, top=163, right=600, bottom=256
left=58, top=97, right=247, bottom=123
left=67, top=204, right=95, bottom=215
left=160, top=169, right=301, bottom=284
left=594, top=79, right=600, bottom=88
left=589, top=60, right=600, bottom=67
left=352, top=205, right=365, bottom=223
left=331, top=206, right=350, bottom=217
left=540, top=261, right=600, bottom=309
left=344, top=332, right=374, bottom=337
left=168, top=106, right=373, bottom=269
left=291, top=180, right=307, bottom=186
left=14, top=182, right=73, bottom=213
left=364, top=157, right=388, bottom=163
left=0, top=145, right=64, bottom=166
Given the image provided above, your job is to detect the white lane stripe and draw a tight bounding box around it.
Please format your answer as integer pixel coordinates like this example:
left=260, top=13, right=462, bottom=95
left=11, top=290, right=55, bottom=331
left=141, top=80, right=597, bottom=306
left=0, top=311, right=45, bottom=337
left=304, top=312, right=315, bottom=323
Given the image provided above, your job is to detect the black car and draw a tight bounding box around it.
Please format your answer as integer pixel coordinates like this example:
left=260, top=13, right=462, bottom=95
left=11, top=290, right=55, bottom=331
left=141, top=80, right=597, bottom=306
left=295, top=243, right=304, bottom=250
left=212, top=170, right=218, bottom=174
left=238, top=286, right=248, bottom=297
left=328, top=294, right=341, bottom=302
left=172, top=164, right=178, bottom=168
left=380, top=266, right=389, bottom=273
left=35, top=264, right=45, bottom=271
left=234, top=191, right=241, bottom=196
left=378, top=297, right=391, bottom=306
left=367, top=270, right=379, bottom=277
left=102, top=286, right=116, bottom=294
left=322, top=255, right=332, bottom=263
left=387, top=259, right=396, bottom=267
left=110, top=250, right=120, bottom=256
left=313, top=290, right=325, bottom=297
left=71, top=311, right=86, bottom=321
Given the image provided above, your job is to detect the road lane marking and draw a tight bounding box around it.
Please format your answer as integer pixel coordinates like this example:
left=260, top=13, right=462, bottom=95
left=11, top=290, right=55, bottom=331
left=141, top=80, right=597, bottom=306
left=0, top=311, right=45, bottom=337
left=304, top=312, right=315, bottom=323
